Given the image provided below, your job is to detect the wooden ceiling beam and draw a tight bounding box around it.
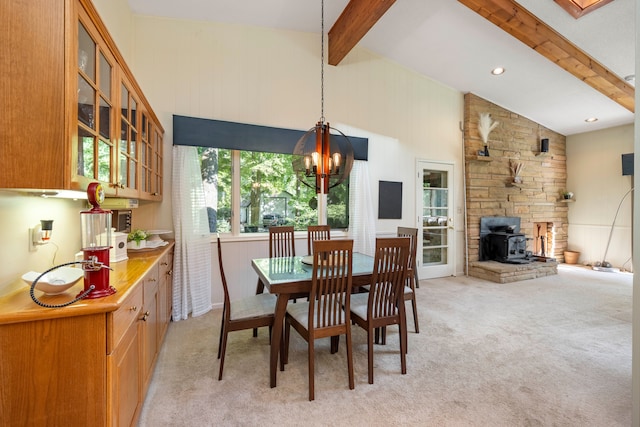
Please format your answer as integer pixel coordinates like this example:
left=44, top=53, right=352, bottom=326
left=458, top=0, right=634, bottom=112
left=328, top=0, right=396, bottom=66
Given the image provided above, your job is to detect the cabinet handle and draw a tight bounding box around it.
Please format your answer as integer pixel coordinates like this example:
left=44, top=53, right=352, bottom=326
left=141, top=311, right=150, bottom=321
left=167, top=270, right=173, bottom=276
left=130, top=306, right=138, bottom=312
left=161, top=262, right=168, bottom=266
left=148, top=278, right=157, bottom=282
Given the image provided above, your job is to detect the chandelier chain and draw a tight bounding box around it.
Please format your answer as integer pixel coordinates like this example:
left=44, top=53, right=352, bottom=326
left=320, top=0, right=325, bottom=125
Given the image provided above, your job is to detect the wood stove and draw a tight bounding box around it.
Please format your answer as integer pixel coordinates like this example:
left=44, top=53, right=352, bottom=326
left=480, top=217, right=532, bottom=264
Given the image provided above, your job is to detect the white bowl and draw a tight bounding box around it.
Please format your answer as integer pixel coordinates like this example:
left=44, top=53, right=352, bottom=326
left=22, top=267, right=84, bottom=295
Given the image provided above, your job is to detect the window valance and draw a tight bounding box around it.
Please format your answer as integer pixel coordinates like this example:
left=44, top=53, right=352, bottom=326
left=173, top=115, right=368, bottom=161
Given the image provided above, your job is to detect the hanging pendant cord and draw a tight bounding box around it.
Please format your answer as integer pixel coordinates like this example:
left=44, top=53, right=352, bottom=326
left=320, top=0, right=325, bottom=125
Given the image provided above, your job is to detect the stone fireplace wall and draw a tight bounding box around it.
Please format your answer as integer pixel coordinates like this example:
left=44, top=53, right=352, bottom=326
left=463, top=93, right=569, bottom=268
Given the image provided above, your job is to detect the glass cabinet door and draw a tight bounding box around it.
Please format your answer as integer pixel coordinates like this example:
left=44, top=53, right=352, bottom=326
left=77, top=20, right=115, bottom=187
left=118, top=80, right=139, bottom=193
left=140, top=112, right=154, bottom=196
left=139, top=113, right=162, bottom=199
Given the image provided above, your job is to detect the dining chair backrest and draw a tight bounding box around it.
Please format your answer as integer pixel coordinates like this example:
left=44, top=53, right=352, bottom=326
left=269, top=226, right=295, bottom=257
left=368, top=237, right=410, bottom=319
left=307, top=225, right=331, bottom=255
left=310, top=239, right=353, bottom=330
left=396, top=226, right=420, bottom=334
left=397, top=226, right=418, bottom=272
left=216, top=236, right=231, bottom=321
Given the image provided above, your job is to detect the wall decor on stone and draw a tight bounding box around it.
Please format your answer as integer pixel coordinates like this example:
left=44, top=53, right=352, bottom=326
left=477, top=112, right=499, bottom=156
left=510, top=160, right=524, bottom=184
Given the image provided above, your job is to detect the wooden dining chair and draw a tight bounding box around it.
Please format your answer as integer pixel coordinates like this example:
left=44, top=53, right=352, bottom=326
left=216, top=236, right=276, bottom=380
left=306, top=224, right=331, bottom=255
left=280, top=239, right=355, bottom=401
left=350, top=237, right=410, bottom=384
left=398, top=226, right=420, bottom=334
left=254, top=225, right=296, bottom=336
left=269, top=225, right=296, bottom=257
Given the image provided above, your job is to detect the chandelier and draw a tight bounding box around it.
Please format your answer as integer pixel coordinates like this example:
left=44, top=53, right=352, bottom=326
left=292, top=0, right=354, bottom=194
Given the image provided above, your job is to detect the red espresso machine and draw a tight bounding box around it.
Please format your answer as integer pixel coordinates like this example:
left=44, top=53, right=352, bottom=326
left=79, top=182, right=116, bottom=298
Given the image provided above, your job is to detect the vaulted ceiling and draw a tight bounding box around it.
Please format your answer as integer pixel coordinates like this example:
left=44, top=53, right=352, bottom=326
left=128, top=0, right=635, bottom=136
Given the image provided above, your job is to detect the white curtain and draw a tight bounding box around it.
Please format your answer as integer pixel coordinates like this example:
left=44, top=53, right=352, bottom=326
left=171, top=146, right=213, bottom=321
left=349, top=160, right=376, bottom=256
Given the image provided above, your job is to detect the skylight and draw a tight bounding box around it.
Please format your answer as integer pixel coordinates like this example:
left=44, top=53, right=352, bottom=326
left=554, top=0, right=615, bottom=19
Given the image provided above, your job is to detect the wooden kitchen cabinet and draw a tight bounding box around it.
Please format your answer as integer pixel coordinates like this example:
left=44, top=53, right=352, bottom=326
left=141, top=263, right=160, bottom=395
left=0, top=0, right=164, bottom=200
left=108, top=284, right=143, bottom=427
left=0, top=243, right=174, bottom=427
left=157, top=249, right=174, bottom=341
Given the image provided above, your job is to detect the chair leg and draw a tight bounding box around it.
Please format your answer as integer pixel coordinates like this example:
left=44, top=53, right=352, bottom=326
left=281, top=318, right=290, bottom=371
left=253, top=279, right=264, bottom=337
left=346, top=330, right=354, bottom=390
left=217, top=308, right=225, bottom=359
left=218, top=324, right=229, bottom=380
left=399, top=311, right=407, bottom=375
left=367, top=327, right=375, bottom=384
left=411, top=295, right=420, bottom=334
left=308, top=339, right=315, bottom=401
left=331, top=335, right=339, bottom=354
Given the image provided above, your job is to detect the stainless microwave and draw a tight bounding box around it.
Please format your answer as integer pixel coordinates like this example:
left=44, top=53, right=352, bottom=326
left=112, top=210, right=132, bottom=233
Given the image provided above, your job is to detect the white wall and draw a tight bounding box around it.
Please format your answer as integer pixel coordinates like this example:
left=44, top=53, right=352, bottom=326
left=126, top=15, right=465, bottom=303
left=566, top=124, right=634, bottom=270
left=0, top=192, right=85, bottom=287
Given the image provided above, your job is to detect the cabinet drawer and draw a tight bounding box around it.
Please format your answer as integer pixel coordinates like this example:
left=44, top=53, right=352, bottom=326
left=108, top=284, right=143, bottom=354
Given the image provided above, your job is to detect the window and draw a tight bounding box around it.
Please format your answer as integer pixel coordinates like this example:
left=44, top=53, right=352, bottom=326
left=198, top=147, right=349, bottom=233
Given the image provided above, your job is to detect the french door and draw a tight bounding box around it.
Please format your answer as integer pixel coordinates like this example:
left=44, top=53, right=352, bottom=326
left=417, top=161, right=454, bottom=278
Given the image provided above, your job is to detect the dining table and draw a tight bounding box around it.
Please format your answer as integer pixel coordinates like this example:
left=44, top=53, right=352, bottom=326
left=251, top=252, right=375, bottom=388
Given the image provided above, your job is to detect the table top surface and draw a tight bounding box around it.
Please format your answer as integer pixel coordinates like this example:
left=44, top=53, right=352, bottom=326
left=251, top=253, right=374, bottom=286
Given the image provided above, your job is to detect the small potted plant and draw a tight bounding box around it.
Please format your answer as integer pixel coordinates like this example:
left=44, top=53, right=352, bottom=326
left=561, top=190, right=574, bottom=200
left=127, top=229, right=148, bottom=249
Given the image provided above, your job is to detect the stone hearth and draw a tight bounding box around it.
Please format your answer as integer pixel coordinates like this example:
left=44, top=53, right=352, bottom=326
left=469, top=260, right=558, bottom=284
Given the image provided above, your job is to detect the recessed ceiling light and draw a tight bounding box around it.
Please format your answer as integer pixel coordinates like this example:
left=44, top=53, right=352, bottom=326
left=491, top=67, right=505, bottom=75
left=624, top=74, right=635, bottom=85
left=585, top=117, right=598, bottom=123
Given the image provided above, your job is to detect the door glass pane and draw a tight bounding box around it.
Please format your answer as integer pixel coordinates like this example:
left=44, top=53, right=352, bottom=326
left=120, top=120, right=128, bottom=152
left=99, top=52, right=111, bottom=95
left=423, top=247, right=447, bottom=265
left=77, top=127, right=94, bottom=177
left=130, top=132, right=137, bottom=157
left=78, top=76, right=95, bottom=129
left=119, top=156, right=128, bottom=186
left=422, top=170, right=449, bottom=266
left=131, top=98, right=137, bottom=127
left=141, top=114, right=148, bottom=139
left=98, top=96, right=110, bottom=139
left=121, top=84, right=129, bottom=118
left=423, top=227, right=448, bottom=246
left=78, top=23, right=95, bottom=81
left=129, top=161, right=137, bottom=188
left=97, top=139, right=111, bottom=182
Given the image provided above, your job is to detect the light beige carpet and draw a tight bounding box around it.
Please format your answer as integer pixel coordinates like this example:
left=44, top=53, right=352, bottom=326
left=138, top=265, right=632, bottom=426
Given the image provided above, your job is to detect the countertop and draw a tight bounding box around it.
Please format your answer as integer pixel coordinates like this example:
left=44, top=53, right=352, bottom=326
left=0, top=242, right=174, bottom=325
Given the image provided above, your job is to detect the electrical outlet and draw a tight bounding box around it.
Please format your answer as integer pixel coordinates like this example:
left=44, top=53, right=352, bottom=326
left=29, top=227, right=39, bottom=252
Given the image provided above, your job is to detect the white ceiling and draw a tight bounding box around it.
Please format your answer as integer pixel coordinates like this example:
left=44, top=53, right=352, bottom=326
left=127, top=0, right=636, bottom=136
